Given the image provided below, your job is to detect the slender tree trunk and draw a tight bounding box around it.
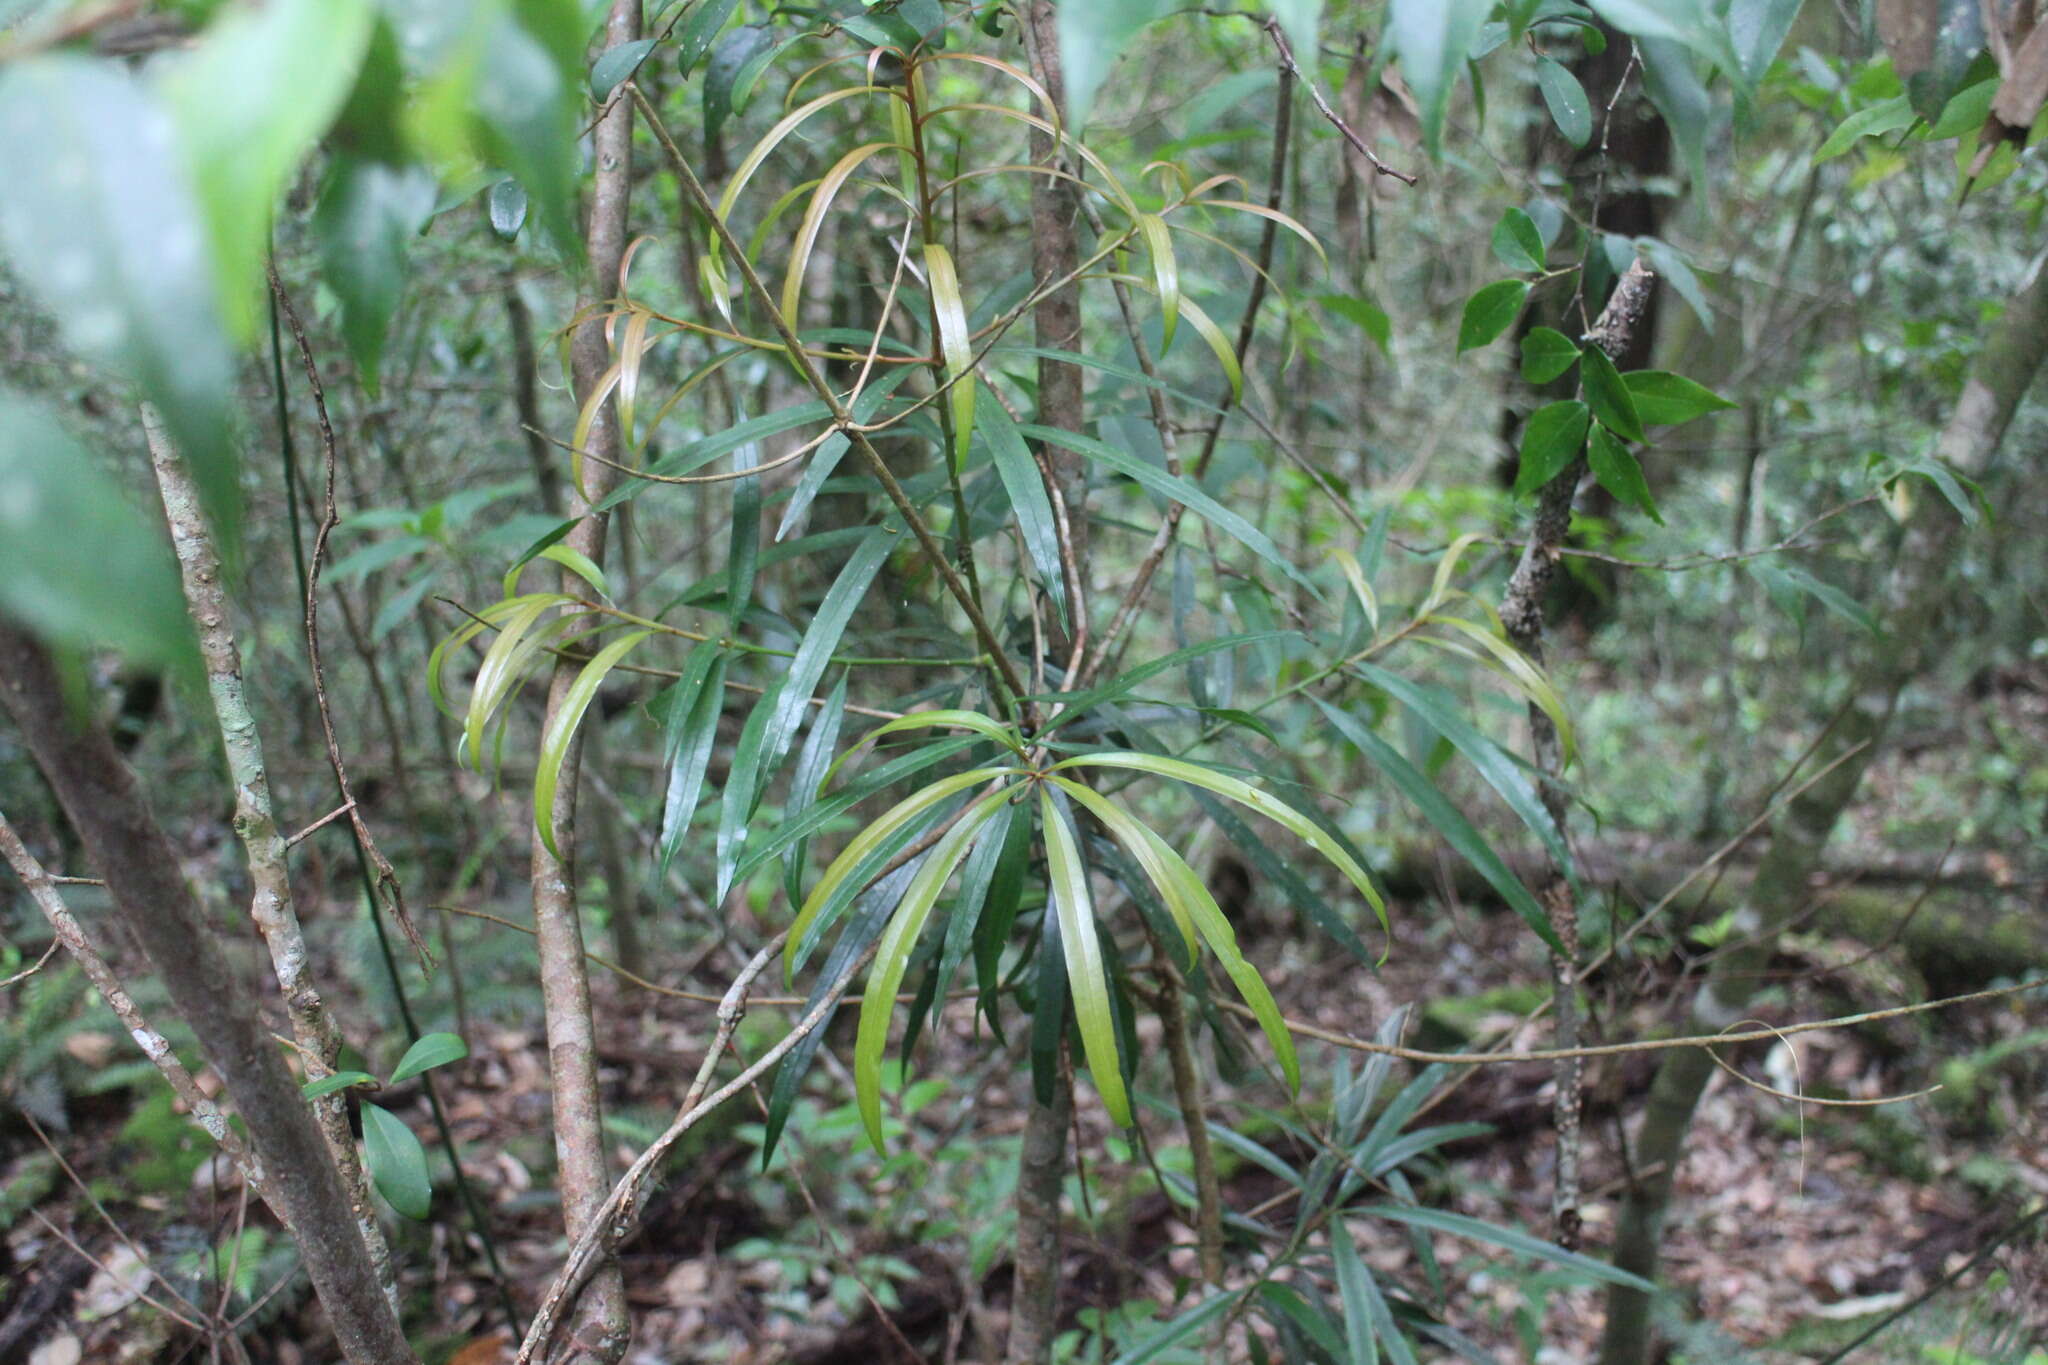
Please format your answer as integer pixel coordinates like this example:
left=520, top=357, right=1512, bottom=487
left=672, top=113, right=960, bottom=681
left=1598, top=249, right=2048, bottom=1365
left=1008, top=6, right=1088, bottom=1360
left=0, top=623, right=417, bottom=1365
left=530, top=3, right=641, bottom=1359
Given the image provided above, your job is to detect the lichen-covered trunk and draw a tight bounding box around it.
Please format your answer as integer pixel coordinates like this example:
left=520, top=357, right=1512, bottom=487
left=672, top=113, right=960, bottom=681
left=1598, top=249, right=2048, bottom=1365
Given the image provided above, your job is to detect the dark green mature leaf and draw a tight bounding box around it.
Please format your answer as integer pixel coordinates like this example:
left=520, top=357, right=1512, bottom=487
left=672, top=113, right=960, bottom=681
left=361, top=1103, right=432, bottom=1219
left=1456, top=280, right=1529, bottom=353
left=487, top=178, right=529, bottom=237
left=0, top=59, right=239, bottom=552
left=705, top=24, right=775, bottom=141
left=1905, top=0, right=1988, bottom=120
left=474, top=10, right=584, bottom=257
left=1639, top=36, right=1712, bottom=190
left=678, top=0, right=743, bottom=75
left=1490, top=208, right=1546, bottom=273
left=977, top=395, right=1068, bottom=625
left=591, top=38, right=657, bottom=97
left=1106, top=1288, right=1243, bottom=1365
left=1320, top=293, right=1392, bottom=353
left=1537, top=56, right=1592, bottom=146
left=1315, top=701, right=1560, bottom=952
left=1586, top=423, right=1663, bottom=524
left=1513, top=400, right=1590, bottom=497
left=0, top=396, right=195, bottom=673
left=1365, top=1204, right=1658, bottom=1291
left=1520, top=327, right=1581, bottom=384
left=716, top=678, right=781, bottom=903
left=1749, top=561, right=1878, bottom=635
left=1387, top=0, right=1492, bottom=157
left=1350, top=663, right=1570, bottom=875
left=1023, top=426, right=1319, bottom=597
left=656, top=646, right=728, bottom=874
left=390, top=1032, right=468, bottom=1083
left=1624, top=370, right=1735, bottom=425
left=314, top=157, right=437, bottom=396
left=1331, top=1217, right=1383, bottom=1365
left=1578, top=344, right=1644, bottom=442
left=163, top=0, right=375, bottom=342
left=758, top=528, right=892, bottom=788
left=302, top=1071, right=378, bottom=1100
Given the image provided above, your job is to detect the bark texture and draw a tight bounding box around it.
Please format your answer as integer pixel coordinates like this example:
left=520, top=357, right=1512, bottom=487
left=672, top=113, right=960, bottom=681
left=0, top=623, right=416, bottom=1365
left=1598, top=250, right=2048, bottom=1365
left=529, top=3, right=641, bottom=1359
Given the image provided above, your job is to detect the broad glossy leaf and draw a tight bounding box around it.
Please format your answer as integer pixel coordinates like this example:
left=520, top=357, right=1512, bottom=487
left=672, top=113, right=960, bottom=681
left=1456, top=279, right=1529, bottom=353
left=1587, top=0, right=1741, bottom=77
left=704, top=23, right=776, bottom=141
left=855, top=786, right=1010, bottom=1147
left=1586, top=422, right=1663, bottom=524
left=1624, top=370, right=1735, bottom=426
left=1727, top=0, right=1803, bottom=84
left=1512, top=399, right=1590, bottom=497
left=1039, top=788, right=1131, bottom=1126
left=0, top=60, right=238, bottom=550
left=162, top=0, right=375, bottom=341
left=1490, top=208, right=1545, bottom=273
left=1387, top=0, right=1491, bottom=157
left=678, top=0, right=743, bottom=75
left=533, top=630, right=653, bottom=857
left=1520, top=326, right=1581, bottom=384
left=1537, top=56, right=1592, bottom=146
left=362, top=1102, right=431, bottom=1219
left=0, top=395, right=194, bottom=673
left=1314, top=701, right=1559, bottom=952
left=1639, top=36, right=1711, bottom=190
left=390, top=1031, right=468, bottom=1083
left=313, top=156, right=437, bottom=396
left=590, top=38, right=657, bottom=97
left=1578, top=343, right=1644, bottom=443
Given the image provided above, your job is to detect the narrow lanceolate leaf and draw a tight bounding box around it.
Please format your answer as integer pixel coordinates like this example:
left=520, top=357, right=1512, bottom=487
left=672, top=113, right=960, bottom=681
left=1174, top=294, right=1243, bottom=402
left=1334, top=548, right=1381, bottom=639
left=863, top=710, right=1026, bottom=758
left=1364, top=1203, right=1657, bottom=1291
left=977, top=397, right=1067, bottom=624
left=1331, top=1216, right=1382, bottom=1365
left=533, top=630, right=653, bottom=858
left=1039, top=788, right=1131, bottom=1127
left=657, top=646, right=728, bottom=874
left=464, top=597, right=577, bottom=769
left=1350, top=661, right=1570, bottom=875
left=429, top=591, right=571, bottom=715
left=1023, top=426, right=1318, bottom=597
left=715, top=680, right=779, bottom=903
left=1052, top=779, right=1300, bottom=1093
left=1137, top=212, right=1180, bottom=350
left=785, top=769, right=1014, bottom=982
left=389, top=1031, right=468, bottom=1084
left=784, top=142, right=901, bottom=326
left=1054, top=752, right=1387, bottom=936
left=759, top=528, right=893, bottom=783
left=726, top=439, right=762, bottom=623
left=1416, top=614, right=1577, bottom=765
left=1314, top=700, right=1560, bottom=953
left=361, top=1102, right=432, bottom=1220
left=923, top=241, right=977, bottom=470
left=855, top=786, right=1011, bottom=1149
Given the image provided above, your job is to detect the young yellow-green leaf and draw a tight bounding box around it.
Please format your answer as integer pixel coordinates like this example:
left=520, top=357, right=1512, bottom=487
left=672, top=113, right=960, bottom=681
left=1174, top=293, right=1243, bottom=403
left=1136, top=213, right=1180, bottom=351
left=854, top=786, right=1011, bottom=1149
left=1051, top=778, right=1299, bottom=1094
left=301, top=1070, right=378, bottom=1101
left=1519, top=327, right=1581, bottom=384
left=533, top=629, right=653, bottom=857
left=389, top=1031, right=468, bottom=1084
left=463, top=597, right=573, bottom=768
left=1456, top=279, right=1529, bottom=353
left=429, top=591, right=568, bottom=714
left=1053, top=752, right=1387, bottom=936
left=1319, top=293, right=1392, bottom=353
left=1417, top=614, right=1576, bottom=765
left=1332, top=548, right=1380, bottom=638
left=361, top=1102, right=432, bottom=1220
left=1814, top=93, right=1915, bottom=162
left=924, top=241, right=978, bottom=470
left=1513, top=399, right=1590, bottom=497
left=785, top=768, right=1014, bottom=981
left=865, top=710, right=1027, bottom=758
left=784, top=141, right=900, bottom=327
left=1623, top=369, right=1736, bottom=426
left=1038, top=788, right=1132, bottom=1127
left=1586, top=423, right=1664, bottom=524
left=1579, top=344, right=1645, bottom=443
left=1490, top=207, right=1546, bottom=273
left=505, top=542, right=610, bottom=599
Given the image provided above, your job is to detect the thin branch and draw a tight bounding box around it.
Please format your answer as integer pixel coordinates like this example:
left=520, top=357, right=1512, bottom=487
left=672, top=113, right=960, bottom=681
left=1261, top=17, right=1417, bottom=186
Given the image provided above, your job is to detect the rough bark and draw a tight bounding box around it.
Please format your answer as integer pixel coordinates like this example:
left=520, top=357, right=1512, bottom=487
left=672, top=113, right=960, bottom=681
left=529, top=3, right=641, bottom=1359
left=1598, top=250, right=2048, bottom=1365
left=0, top=622, right=416, bottom=1365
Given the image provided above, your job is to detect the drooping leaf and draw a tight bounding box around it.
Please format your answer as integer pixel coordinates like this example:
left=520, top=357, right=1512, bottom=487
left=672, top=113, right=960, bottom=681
left=976, top=395, right=1068, bottom=624
left=677, top=0, right=743, bottom=75
left=313, top=156, right=437, bottom=395
left=389, top=1032, right=468, bottom=1083
left=924, top=241, right=979, bottom=469
left=757, top=528, right=894, bottom=794
left=1386, top=0, right=1492, bottom=157
left=1456, top=279, right=1529, bottom=353
left=533, top=630, right=654, bottom=857
left=1578, top=343, right=1644, bottom=443
left=1106, top=1288, right=1244, bottom=1365
left=1749, top=561, right=1879, bottom=635
left=1038, top=788, right=1131, bottom=1126
left=1624, top=370, right=1736, bottom=426
left=1313, top=701, right=1559, bottom=952
left=361, top=1102, right=432, bottom=1219
left=656, top=646, right=729, bottom=873
left=1136, top=212, right=1181, bottom=350
left=1364, top=1203, right=1658, bottom=1290
left=1586, top=422, right=1663, bottom=524
left=0, top=396, right=195, bottom=675
left=1512, top=399, right=1590, bottom=497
